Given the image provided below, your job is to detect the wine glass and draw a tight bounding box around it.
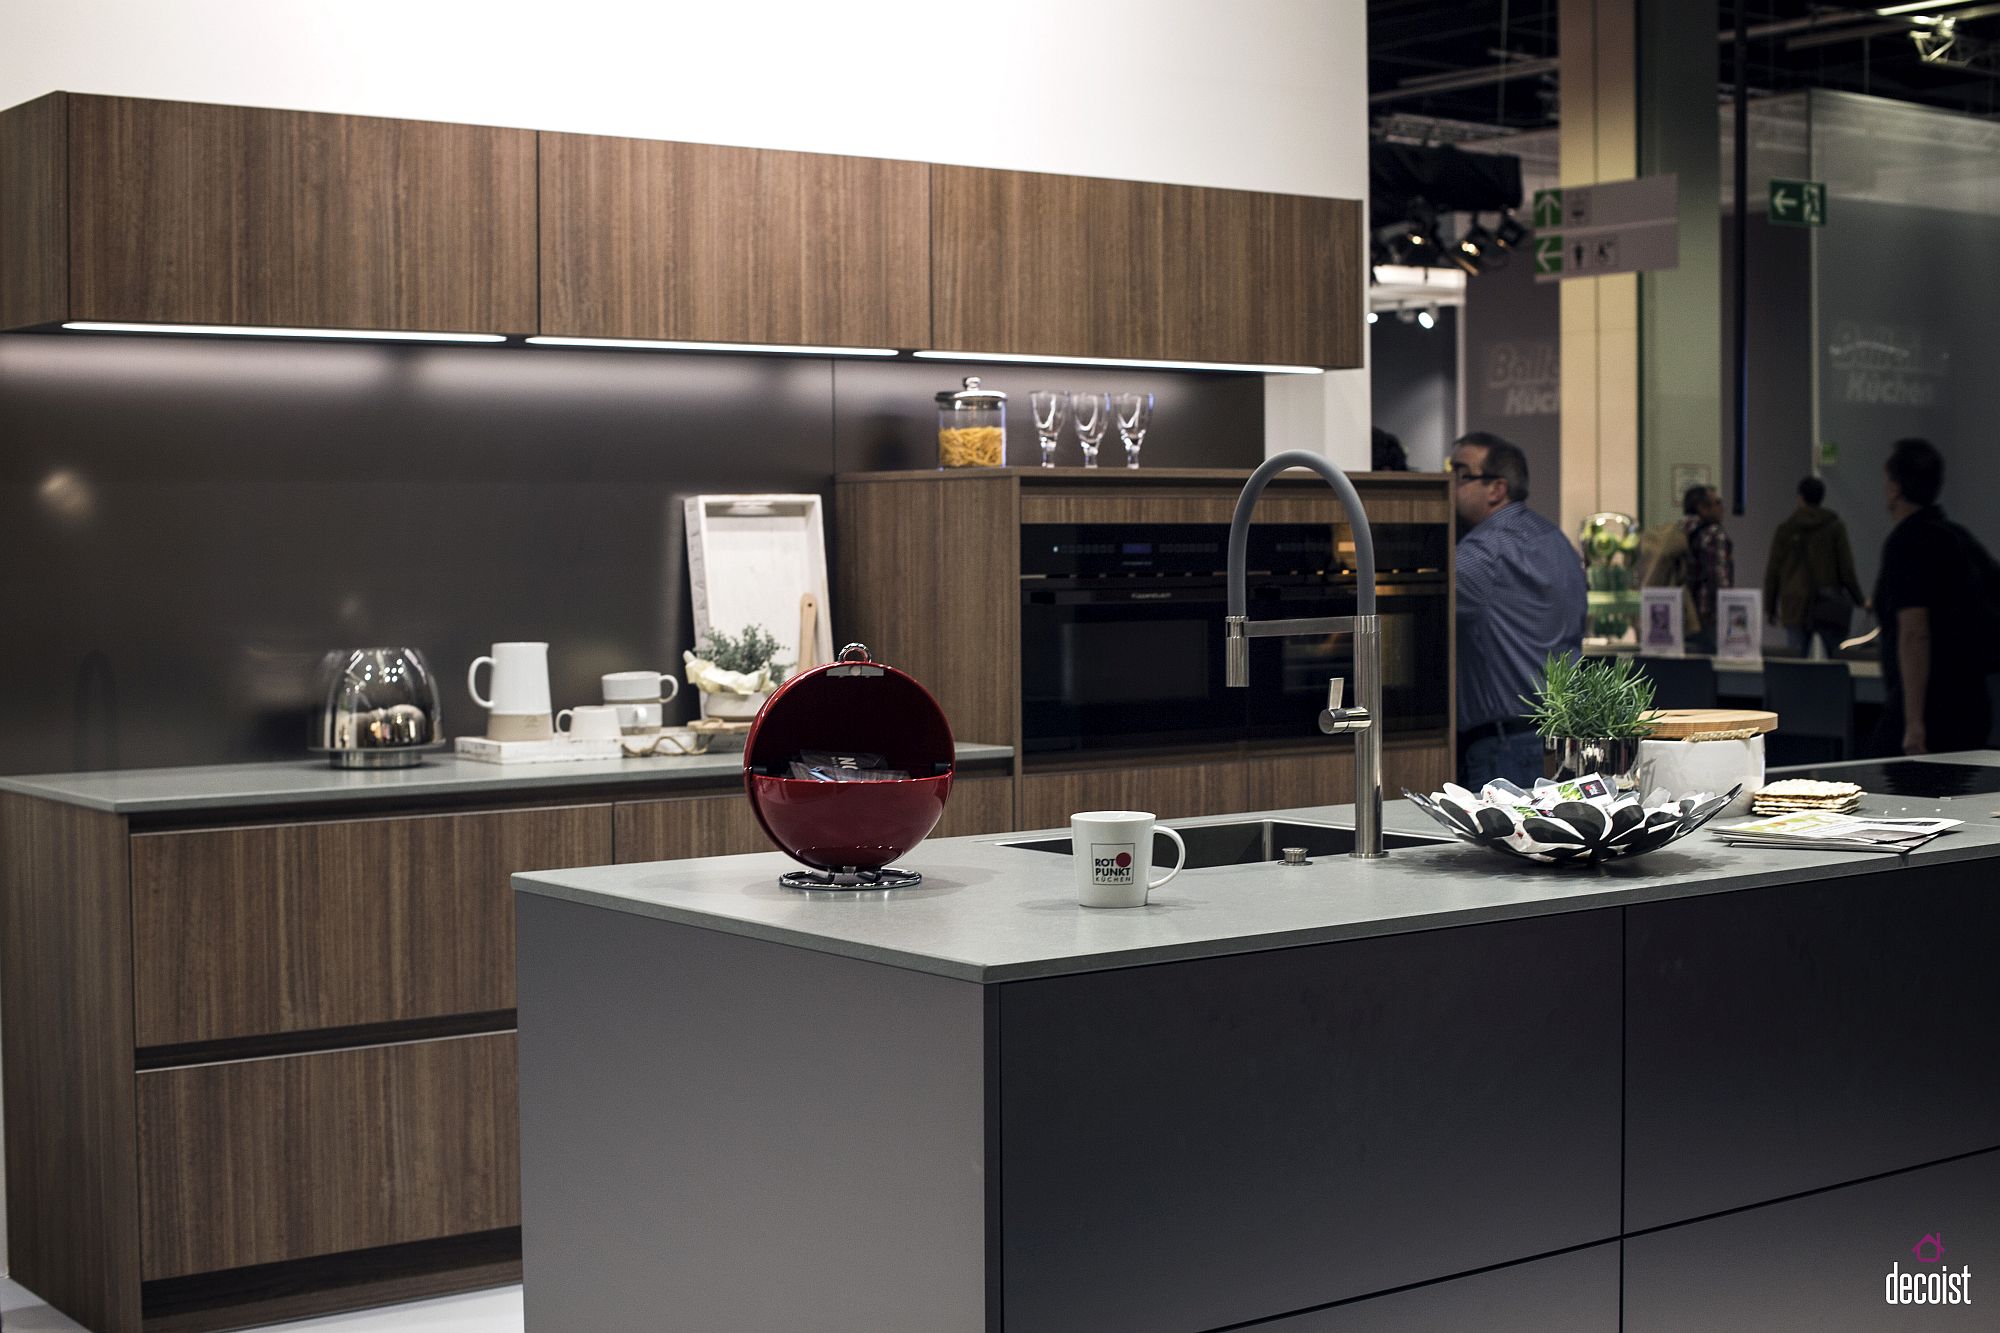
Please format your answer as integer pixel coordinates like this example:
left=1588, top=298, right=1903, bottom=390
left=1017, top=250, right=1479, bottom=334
left=1030, top=391, right=1070, bottom=468
left=1072, top=392, right=1110, bottom=468
left=1114, top=392, right=1154, bottom=469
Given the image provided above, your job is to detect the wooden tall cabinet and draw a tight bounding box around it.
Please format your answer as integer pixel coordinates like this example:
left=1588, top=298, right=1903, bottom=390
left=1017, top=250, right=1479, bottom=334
left=835, top=469, right=1455, bottom=829
left=931, top=166, right=1363, bottom=368
left=539, top=134, right=931, bottom=347
left=0, top=93, right=537, bottom=333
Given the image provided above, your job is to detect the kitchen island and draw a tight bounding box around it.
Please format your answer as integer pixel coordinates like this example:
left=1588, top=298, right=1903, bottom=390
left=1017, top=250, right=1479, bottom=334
left=514, top=751, right=2000, bottom=1333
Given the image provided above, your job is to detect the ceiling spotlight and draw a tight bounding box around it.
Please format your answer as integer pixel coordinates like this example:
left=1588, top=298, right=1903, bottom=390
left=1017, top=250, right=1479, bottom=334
left=1396, top=307, right=1418, bottom=325
left=1448, top=217, right=1498, bottom=275
left=1366, top=310, right=1379, bottom=324
left=1912, top=16, right=1959, bottom=62
left=1417, top=305, right=1438, bottom=330
left=1495, top=211, right=1532, bottom=251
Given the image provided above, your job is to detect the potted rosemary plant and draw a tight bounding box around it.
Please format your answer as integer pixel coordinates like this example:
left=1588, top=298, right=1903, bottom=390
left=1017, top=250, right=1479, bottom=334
left=1523, top=653, right=1657, bottom=785
left=683, top=624, right=790, bottom=721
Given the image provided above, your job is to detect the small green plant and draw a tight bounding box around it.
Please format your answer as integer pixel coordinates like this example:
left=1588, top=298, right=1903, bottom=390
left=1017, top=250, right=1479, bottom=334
left=1522, top=653, right=1656, bottom=741
left=698, top=624, right=788, bottom=677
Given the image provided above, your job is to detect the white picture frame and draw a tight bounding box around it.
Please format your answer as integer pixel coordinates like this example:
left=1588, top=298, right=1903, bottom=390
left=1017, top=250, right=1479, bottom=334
left=1715, top=589, right=1762, bottom=663
left=684, top=495, right=835, bottom=677
left=1640, top=587, right=1685, bottom=658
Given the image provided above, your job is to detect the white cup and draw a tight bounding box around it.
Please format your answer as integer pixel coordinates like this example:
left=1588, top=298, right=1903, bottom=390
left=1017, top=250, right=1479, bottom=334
left=555, top=705, right=625, bottom=742
left=1071, top=810, right=1187, bottom=908
left=602, top=670, right=680, bottom=704
left=610, top=701, right=664, bottom=734
left=468, top=642, right=553, bottom=740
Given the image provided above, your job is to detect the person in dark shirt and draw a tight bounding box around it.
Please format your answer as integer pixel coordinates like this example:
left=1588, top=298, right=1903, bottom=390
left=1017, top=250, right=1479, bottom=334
left=1451, top=431, right=1588, bottom=788
left=1868, top=438, right=1992, bottom=756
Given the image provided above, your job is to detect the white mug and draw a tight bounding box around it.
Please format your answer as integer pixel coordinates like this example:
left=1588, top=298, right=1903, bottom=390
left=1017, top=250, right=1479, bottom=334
left=555, top=705, right=625, bottom=742
left=1072, top=810, right=1187, bottom=908
left=610, top=701, right=664, bottom=734
left=469, top=642, right=553, bottom=740
left=601, top=670, right=680, bottom=704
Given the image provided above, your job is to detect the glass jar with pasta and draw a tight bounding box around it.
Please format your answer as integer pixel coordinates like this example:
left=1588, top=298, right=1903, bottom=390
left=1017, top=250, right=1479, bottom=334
left=936, top=376, right=1007, bottom=469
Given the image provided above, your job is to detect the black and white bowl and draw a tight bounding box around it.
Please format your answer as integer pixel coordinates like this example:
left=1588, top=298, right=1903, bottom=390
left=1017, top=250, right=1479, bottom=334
left=1403, top=782, right=1741, bottom=864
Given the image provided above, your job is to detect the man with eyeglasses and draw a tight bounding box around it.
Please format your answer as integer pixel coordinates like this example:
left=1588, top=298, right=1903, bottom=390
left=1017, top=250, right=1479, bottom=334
left=1450, top=431, right=1587, bottom=788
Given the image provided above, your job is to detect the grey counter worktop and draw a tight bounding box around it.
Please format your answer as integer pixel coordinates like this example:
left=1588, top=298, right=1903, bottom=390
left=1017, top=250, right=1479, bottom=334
left=0, top=742, right=1016, bottom=817
left=513, top=750, right=2000, bottom=984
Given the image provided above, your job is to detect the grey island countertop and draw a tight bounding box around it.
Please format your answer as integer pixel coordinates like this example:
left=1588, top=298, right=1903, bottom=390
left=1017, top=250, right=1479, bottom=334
left=0, top=741, right=1016, bottom=816
left=513, top=750, right=2000, bottom=983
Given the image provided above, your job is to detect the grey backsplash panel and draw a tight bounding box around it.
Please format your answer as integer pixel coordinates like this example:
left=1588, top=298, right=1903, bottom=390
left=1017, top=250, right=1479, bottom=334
left=0, top=336, right=1263, bottom=774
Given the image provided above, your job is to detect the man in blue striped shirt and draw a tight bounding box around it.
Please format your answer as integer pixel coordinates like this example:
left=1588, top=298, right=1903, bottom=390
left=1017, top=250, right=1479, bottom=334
left=1451, top=431, right=1587, bottom=788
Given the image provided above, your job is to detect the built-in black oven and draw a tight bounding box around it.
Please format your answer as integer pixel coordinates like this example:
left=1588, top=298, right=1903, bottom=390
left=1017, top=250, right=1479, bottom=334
left=1020, top=523, right=1448, bottom=756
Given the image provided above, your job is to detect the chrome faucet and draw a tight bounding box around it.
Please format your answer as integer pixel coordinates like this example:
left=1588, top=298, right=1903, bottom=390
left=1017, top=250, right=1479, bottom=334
left=1225, top=450, right=1384, bottom=859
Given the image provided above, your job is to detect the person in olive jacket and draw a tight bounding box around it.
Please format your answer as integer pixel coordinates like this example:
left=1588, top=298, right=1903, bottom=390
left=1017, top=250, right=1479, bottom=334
left=1763, top=475, right=1867, bottom=658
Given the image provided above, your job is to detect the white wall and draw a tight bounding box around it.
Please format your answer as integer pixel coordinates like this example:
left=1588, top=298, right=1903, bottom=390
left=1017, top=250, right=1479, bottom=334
left=0, top=0, right=1370, bottom=1276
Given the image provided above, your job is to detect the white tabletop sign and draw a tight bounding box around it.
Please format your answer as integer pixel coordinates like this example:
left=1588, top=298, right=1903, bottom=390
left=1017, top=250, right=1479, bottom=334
left=1641, top=587, right=1685, bottom=658
left=1715, top=589, right=1763, bottom=662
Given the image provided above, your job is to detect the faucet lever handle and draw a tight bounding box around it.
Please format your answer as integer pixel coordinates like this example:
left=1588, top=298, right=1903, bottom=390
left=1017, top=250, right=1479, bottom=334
left=1326, top=677, right=1345, bottom=711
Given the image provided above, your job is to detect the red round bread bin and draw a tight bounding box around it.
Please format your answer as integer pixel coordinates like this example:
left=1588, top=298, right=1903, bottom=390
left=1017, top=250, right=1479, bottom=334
left=743, top=643, right=955, bottom=889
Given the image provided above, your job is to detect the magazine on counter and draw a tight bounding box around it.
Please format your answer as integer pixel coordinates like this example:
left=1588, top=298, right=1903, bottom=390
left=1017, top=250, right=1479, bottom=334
left=1717, top=810, right=1961, bottom=853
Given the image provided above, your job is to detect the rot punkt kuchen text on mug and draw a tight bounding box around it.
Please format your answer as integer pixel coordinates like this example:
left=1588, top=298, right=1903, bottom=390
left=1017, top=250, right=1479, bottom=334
left=1071, top=810, right=1187, bottom=908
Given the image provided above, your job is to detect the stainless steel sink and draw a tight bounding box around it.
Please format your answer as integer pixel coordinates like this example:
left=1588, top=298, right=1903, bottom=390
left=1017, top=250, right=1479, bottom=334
left=1002, top=819, right=1448, bottom=870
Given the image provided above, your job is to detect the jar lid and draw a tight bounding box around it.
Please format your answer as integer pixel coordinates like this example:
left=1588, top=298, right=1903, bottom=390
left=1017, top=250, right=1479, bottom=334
left=938, top=375, right=1006, bottom=410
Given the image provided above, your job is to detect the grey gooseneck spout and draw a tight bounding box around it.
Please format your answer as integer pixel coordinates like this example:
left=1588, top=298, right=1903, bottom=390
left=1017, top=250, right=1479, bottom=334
left=1224, top=450, right=1385, bottom=858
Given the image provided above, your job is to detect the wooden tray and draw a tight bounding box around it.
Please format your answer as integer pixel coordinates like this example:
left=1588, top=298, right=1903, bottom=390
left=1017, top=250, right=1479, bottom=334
left=1643, top=708, right=1778, bottom=739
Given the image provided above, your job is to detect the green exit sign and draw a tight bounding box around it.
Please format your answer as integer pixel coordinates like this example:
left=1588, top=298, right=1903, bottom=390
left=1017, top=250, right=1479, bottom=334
left=1770, top=179, right=1827, bottom=228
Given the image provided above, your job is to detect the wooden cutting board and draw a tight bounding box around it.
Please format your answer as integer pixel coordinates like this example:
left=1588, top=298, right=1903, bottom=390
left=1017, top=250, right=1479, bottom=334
left=1643, top=708, right=1778, bottom=739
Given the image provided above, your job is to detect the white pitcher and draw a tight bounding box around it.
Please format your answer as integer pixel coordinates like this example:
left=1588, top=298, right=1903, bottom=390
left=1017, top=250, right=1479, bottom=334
left=468, top=642, right=553, bottom=741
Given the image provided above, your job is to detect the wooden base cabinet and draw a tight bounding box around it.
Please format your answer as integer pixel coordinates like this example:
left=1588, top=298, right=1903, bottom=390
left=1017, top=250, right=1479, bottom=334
left=0, top=764, right=1014, bottom=1333
left=0, top=795, right=611, bottom=1333
left=137, top=1035, right=519, bottom=1280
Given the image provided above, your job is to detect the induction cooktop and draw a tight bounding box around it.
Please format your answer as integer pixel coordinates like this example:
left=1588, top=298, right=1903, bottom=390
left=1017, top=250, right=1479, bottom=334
left=1790, top=760, right=2000, bottom=799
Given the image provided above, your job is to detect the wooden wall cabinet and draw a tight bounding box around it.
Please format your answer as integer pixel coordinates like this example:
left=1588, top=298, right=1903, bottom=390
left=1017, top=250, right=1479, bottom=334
left=540, top=134, right=930, bottom=348
left=3, top=93, right=1364, bottom=365
left=1, top=93, right=537, bottom=332
left=931, top=165, right=1363, bottom=368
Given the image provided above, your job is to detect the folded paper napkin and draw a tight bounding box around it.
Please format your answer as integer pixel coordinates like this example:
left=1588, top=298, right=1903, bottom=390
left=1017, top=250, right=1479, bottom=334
left=682, top=651, right=775, bottom=696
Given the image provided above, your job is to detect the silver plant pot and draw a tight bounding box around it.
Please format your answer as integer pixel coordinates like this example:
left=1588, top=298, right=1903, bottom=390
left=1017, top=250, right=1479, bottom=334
left=1549, top=735, right=1643, bottom=787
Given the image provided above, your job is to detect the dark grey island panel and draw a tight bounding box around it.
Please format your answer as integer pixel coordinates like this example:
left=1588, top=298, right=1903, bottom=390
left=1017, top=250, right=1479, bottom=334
left=1625, top=858, right=2000, bottom=1231
left=996, top=910, right=1623, bottom=1333
left=1625, top=1150, right=1999, bottom=1332
left=1257, top=1244, right=1621, bottom=1332
left=515, top=893, right=990, bottom=1333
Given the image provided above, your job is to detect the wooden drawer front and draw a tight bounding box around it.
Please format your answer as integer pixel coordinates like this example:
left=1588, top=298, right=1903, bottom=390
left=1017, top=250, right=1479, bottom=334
left=615, top=792, right=769, bottom=863
left=616, top=776, right=1014, bottom=864
left=137, top=1033, right=518, bottom=1279
left=1021, top=760, right=1255, bottom=831
left=931, top=166, right=1359, bottom=368
left=932, top=775, right=1014, bottom=837
left=1382, top=742, right=1454, bottom=798
left=68, top=95, right=538, bottom=331
left=1018, top=483, right=1451, bottom=528
left=540, top=133, right=931, bottom=347
left=131, top=805, right=611, bottom=1047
